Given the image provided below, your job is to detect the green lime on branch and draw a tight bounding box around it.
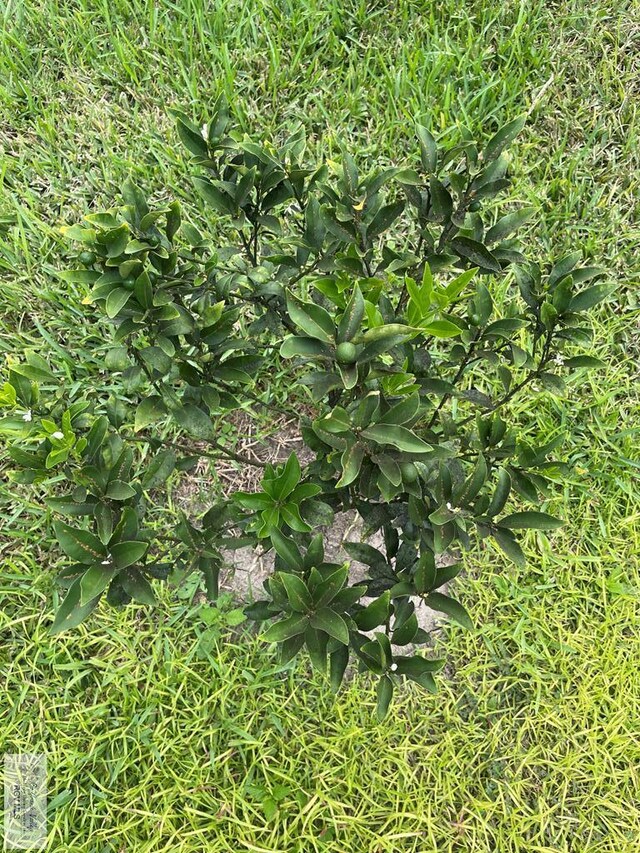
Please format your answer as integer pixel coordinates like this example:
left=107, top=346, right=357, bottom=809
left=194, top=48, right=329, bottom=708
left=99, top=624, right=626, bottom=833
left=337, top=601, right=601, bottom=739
left=401, top=461, right=418, bottom=483
left=336, top=342, right=358, bottom=364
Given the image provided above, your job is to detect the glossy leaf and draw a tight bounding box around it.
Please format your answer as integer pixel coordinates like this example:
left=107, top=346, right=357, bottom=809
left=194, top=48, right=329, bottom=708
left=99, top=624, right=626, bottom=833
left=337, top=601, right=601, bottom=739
left=262, top=614, right=309, bottom=642
left=361, top=424, right=433, bottom=454
left=376, top=675, right=394, bottom=721
left=498, top=511, right=563, bottom=530
left=483, top=115, right=526, bottom=162
left=425, top=592, right=473, bottom=629
left=50, top=576, right=101, bottom=635
left=54, top=521, right=106, bottom=564
left=310, top=607, right=349, bottom=644
left=451, top=237, right=501, bottom=273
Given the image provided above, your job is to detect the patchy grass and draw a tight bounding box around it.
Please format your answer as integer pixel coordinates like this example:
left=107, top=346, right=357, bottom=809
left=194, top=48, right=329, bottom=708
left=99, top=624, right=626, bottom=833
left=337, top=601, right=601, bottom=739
left=1, top=0, right=639, bottom=850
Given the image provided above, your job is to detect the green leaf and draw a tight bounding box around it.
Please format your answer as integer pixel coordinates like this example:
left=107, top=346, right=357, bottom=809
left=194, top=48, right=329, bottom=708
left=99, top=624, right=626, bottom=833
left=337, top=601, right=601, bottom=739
left=285, top=291, right=335, bottom=343
left=166, top=201, right=181, bottom=242
left=280, top=503, right=312, bottom=533
left=492, top=528, right=526, bottom=567
left=421, top=319, right=462, bottom=338
left=483, top=115, right=526, bottom=162
left=498, top=511, right=563, bottom=530
left=111, top=540, right=148, bottom=569
left=414, top=551, right=437, bottom=593
left=280, top=336, right=331, bottom=358
left=304, top=197, right=326, bottom=249
left=451, top=237, right=501, bottom=273
left=262, top=614, right=309, bottom=642
left=391, top=610, right=418, bottom=645
left=193, top=177, right=236, bottom=215
left=355, top=591, right=391, bottom=631
left=549, top=251, right=582, bottom=286
left=486, top=207, right=535, bottom=244
left=304, top=625, right=328, bottom=674
left=337, top=362, right=358, bottom=390
left=454, top=453, right=487, bottom=506
left=358, top=334, right=414, bottom=362
left=445, top=267, right=478, bottom=299
left=121, top=570, right=157, bottom=605
left=329, top=645, right=350, bottom=693
left=337, top=284, right=365, bottom=343
left=379, top=394, right=421, bottom=425
left=416, top=124, right=437, bottom=172
left=50, top=575, right=101, bottom=634
left=60, top=269, right=101, bottom=284
left=343, top=541, right=387, bottom=569
left=429, top=176, right=453, bottom=221
left=79, top=563, right=117, bottom=606
left=567, top=284, right=614, bottom=313
left=105, top=480, right=136, bottom=501
left=134, top=395, right=167, bottom=432
left=121, top=178, right=149, bottom=220
left=393, top=168, right=422, bottom=186
left=103, top=225, right=129, bottom=258
left=44, top=497, right=94, bottom=516
left=563, top=356, right=606, bottom=369
left=394, top=656, right=445, bottom=678
left=359, top=323, right=417, bottom=344
left=310, top=607, right=350, bottom=644
left=105, top=288, right=133, bottom=318
left=315, top=408, right=351, bottom=434
left=200, top=557, right=220, bottom=601
left=280, top=573, right=313, bottom=612
left=425, top=592, right=473, bottom=629
left=486, top=468, right=511, bottom=516
left=54, top=521, right=106, bottom=563
left=376, top=675, right=394, bottom=722
left=273, top=453, right=301, bottom=500
left=270, top=529, right=304, bottom=570
left=10, top=361, right=54, bottom=382
left=142, top=449, right=176, bottom=490
left=367, top=201, right=404, bottom=240
left=361, top=424, right=433, bottom=454
left=376, top=454, right=402, bottom=487
left=94, top=504, right=113, bottom=545
left=173, top=405, right=214, bottom=439
left=336, top=442, right=365, bottom=488
left=312, top=565, right=349, bottom=607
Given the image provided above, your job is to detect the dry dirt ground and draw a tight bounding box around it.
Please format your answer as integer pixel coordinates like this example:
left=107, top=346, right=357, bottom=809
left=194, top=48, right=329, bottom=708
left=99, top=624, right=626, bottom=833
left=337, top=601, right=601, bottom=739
left=173, top=410, right=449, bottom=638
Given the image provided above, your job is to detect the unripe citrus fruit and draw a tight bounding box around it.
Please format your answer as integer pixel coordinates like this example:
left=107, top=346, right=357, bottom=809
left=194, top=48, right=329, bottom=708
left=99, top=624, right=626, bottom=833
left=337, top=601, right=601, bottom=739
left=336, top=342, right=358, bottom=364
left=401, top=461, right=418, bottom=483
left=79, top=251, right=96, bottom=265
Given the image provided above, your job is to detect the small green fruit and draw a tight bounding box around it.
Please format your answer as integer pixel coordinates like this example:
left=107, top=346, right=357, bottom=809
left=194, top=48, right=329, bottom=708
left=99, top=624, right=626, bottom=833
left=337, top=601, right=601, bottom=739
left=400, top=461, right=418, bottom=483
left=335, top=342, right=358, bottom=364
left=469, top=201, right=481, bottom=212
left=78, top=251, right=96, bottom=265
left=123, top=277, right=136, bottom=290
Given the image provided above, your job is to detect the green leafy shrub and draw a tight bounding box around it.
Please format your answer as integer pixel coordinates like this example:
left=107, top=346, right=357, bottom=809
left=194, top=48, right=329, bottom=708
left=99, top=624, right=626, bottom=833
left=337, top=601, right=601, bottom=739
left=1, top=100, right=610, bottom=718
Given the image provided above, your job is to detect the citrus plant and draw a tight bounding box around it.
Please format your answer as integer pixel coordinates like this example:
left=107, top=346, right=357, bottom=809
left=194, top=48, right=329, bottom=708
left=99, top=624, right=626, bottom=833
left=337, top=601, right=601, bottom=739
left=1, top=99, right=610, bottom=718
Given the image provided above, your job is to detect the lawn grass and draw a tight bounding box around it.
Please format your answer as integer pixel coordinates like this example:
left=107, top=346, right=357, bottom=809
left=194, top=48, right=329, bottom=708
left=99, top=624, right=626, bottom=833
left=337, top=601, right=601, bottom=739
left=1, top=0, right=640, bottom=850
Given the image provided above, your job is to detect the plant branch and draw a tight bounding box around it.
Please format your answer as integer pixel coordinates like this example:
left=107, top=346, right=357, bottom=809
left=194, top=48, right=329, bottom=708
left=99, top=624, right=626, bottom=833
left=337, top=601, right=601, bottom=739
left=128, top=433, right=268, bottom=468
left=427, top=331, right=480, bottom=429
left=456, top=332, right=554, bottom=428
